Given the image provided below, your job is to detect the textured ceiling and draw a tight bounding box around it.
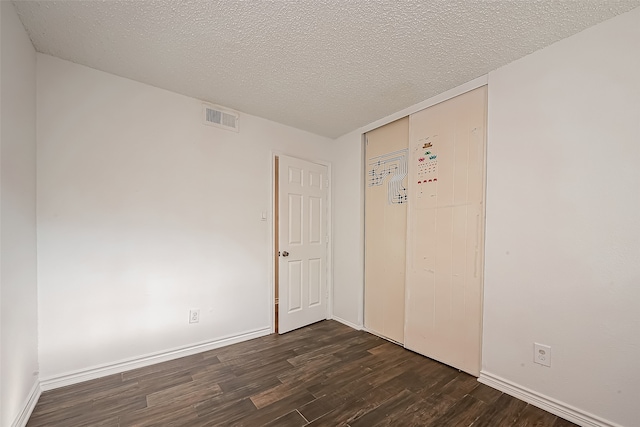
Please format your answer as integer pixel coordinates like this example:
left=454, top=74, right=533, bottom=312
left=12, top=0, right=640, bottom=138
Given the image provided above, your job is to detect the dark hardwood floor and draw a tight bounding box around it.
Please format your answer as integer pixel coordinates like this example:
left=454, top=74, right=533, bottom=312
left=27, top=321, right=578, bottom=426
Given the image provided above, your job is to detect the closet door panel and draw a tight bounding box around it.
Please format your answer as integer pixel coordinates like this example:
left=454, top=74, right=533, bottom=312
left=364, top=117, right=409, bottom=344
left=405, top=86, right=487, bottom=375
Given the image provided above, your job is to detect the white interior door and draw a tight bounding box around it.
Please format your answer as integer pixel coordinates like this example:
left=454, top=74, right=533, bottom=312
left=278, top=155, right=328, bottom=334
left=404, top=86, right=487, bottom=376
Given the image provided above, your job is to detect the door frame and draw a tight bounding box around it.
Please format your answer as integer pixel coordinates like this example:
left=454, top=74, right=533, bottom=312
left=270, top=151, right=333, bottom=333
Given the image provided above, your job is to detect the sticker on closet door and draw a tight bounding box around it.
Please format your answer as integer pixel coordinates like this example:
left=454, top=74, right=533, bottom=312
left=414, top=137, right=438, bottom=209
left=417, top=156, right=438, bottom=184
left=416, top=136, right=439, bottom=187
left=367, top=149, right=408, bottom=205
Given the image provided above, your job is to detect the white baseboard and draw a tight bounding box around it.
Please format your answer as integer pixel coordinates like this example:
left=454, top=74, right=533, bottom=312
left=40, top=327, right=272, bottom=391
left=330, top=315, right=362, bottom=331
left=479, top=371, right=622, bottom=427
left=11, top=380, right=41, bottom=427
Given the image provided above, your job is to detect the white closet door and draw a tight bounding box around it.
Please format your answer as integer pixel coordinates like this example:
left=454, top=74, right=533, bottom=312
left=404, top=86, right=487, bottom=376
left=364, top=117, right=409, bottom=344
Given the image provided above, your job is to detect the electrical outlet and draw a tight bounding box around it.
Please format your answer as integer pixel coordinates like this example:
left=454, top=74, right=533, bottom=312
left=534, top=343, right=551, bottom=367
left=189, top=309, right=200, bottom=324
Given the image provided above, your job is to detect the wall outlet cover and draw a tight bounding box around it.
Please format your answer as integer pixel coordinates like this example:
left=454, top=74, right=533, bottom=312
left=534, top=343, right=551, bottom=367
left=189, top=309, right=200, bottom=324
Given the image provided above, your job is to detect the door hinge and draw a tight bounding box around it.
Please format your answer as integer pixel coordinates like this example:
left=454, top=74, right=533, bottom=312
left=325, top=179, right=329, bottom=188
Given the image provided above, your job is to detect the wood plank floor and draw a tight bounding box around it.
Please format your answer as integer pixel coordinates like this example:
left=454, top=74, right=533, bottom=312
left=28, top=321, right=578, bottom=427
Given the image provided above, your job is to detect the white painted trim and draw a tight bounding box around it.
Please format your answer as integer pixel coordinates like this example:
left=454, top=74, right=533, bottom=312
left=331, top=315, right=362, bottom=331
left=11, top=380, right=41, bottom=427
left=357, top=133, right=366, bottom=327
left=479, top=371, right=622, bottom=427
left=271, top=152, right=278, bottom=334
left=40, top=327, right=271, bottom=391
left=343, top=75, right=489, bottom=138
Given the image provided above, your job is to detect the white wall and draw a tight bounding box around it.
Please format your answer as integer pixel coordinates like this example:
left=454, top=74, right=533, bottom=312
left=330, top=131, right=364, bottom=328
left=483, top=7, right=640, bottom=427
left=0, top=2, right=39, bottom=426
left=36, top=54, right=332, bottom=380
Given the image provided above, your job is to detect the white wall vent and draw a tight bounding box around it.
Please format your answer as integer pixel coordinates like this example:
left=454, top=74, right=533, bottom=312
left=202, top=103, right=239, bottom=132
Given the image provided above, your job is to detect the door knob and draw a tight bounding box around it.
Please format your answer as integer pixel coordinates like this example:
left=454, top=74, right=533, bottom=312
left=281, top=251, right=290, bottom=257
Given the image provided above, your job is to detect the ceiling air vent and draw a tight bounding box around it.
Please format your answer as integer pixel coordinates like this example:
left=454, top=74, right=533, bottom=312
left=202, top=103, right=239, bottom=132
